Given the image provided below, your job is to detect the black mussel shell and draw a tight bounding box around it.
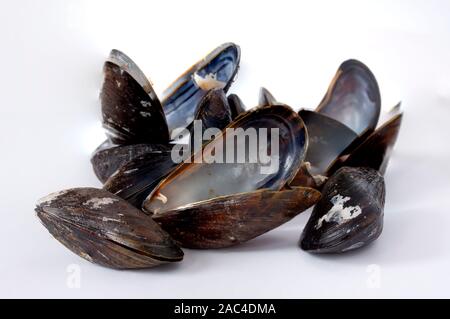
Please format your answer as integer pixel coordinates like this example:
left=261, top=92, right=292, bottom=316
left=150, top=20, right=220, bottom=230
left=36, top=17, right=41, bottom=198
left=300, top=167, right=385, bottom=253
left=258, top=87, right=277, bottom=106
left=227, top=94, right=246, bottom=119
left=316, top=59, right=381, bottom=137
left=101, top=50, right=170, bottom=144
left=154, top=187, right=321, bottom=249
left=91, top=141, right=172, bottom=183
left=103, top=150, right=178, bottom=207
left=143, top=104, right=308, bottom=214
left=188, top=89, right=232, bottom=149
left=35, top=188, right=183, bottom=269
left=161, top=43, right=240, bottom=135
left=328, top=108, right=403, bottom=175
left=297, top=110, right=358, bottom=176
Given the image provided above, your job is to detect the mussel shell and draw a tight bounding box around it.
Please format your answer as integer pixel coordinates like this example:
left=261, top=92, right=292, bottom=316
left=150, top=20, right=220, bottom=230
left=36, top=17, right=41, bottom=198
left=143, top=104, right=308, bottom=214
left=290, top=162, right=326, bottom=189
left=162, top=43, right=240, bottom=134
left=258, top=87, right=277, bottom=106
left=154, top=187, right=321, bottom=249
left=316, top=59, right=381, bottom=136
left=108, top=49, right=154, bottom=93
left=300, top=167, right=385, bottom=253
left=188, top=89, right=232, bottom=148
left=101, top=50, right=170, bottom=144
left=297, top=110, right=358, bottom=176
left=35, top=188, right=183, bottom=269
left=91, top=141, right=172, bottom=183
left=103, top=150, right=178, bottom=207
left=227, top=94, right=246, bottom=119
left=328, top=111, right=403, bottom=175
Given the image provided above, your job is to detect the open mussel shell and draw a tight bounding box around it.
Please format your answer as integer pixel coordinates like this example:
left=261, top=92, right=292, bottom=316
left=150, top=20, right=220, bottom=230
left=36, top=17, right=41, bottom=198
left=316, top=59, right=381, bottom=137
left=103, top=150, right=179, bottom=207
left=296, top=110, right=358, bottom=176
left=154, top=187, right=321, bottom=249
left=328, top=107, right=403, bottom=175
left=143, top=104, right=308, bottom=214
left=227, top=94, right=246, bottom=119
left=35, top=188, right=183, bottom=269
left=101, top=49, right=170, bottom=144
left=91, top=141, right=172, bottom=183
left=161, top=43, right=240, bottom=135
left=258, top=87, right=277, bottom=106
left=300, top=167, right=385, bottom=253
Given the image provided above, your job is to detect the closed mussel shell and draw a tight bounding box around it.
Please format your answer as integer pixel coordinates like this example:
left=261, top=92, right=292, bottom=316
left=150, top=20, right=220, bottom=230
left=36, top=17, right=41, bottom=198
left=316, top=59, right=381, bottom=137
left=91, top=141, right=172, bottom=183
left=154, top=187, right=321, bottom=249
left=101, top=49, right=170, bottom=144
left=35, top=188, right=183, bottom=269
left=162, top=43, right=240, bottom=135
left=300, top=167, right=385, bottom=253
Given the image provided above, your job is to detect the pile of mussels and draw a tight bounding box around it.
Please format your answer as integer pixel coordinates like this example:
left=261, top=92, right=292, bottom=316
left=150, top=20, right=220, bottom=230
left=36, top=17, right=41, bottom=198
left=36, top=43, right=403, bottom=269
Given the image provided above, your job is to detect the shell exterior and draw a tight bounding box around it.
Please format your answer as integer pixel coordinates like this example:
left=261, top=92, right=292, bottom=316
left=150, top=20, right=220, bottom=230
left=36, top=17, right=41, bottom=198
left=227, top=94, right=246, bottom=119
left=101, top=50, right=170, bottom=144
left=328, top=110, right=403, bottom=175
left=188, top=89, right=232, bottom=148
left=162, top=43, right=240, bottom=135
left=91, top=141, right=172, bottom=183
left=258, top=87, right=277, bottom=106
left=298, top=110, right=358, bottom=176
left=154, top=187, right=321, bottom=249
left=290, top=162, right=327, bottom=189
left=316, top=59, right=381, bottom=137
left=300, top=167, right=385, bottom=253
left=103, top=150, right=178, bottom=207
left=143, top=104, right=308, bottom=214
left=35, top=188, right=183, bottom=269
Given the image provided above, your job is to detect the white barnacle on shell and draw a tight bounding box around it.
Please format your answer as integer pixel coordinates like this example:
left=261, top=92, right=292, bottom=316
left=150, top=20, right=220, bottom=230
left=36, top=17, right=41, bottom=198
left=316, top=194, right=362, bottom=229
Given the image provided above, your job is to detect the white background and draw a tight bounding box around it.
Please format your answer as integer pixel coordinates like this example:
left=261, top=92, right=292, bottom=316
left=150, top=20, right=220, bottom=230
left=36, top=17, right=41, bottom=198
left=1, top=0, right=450, bottom=298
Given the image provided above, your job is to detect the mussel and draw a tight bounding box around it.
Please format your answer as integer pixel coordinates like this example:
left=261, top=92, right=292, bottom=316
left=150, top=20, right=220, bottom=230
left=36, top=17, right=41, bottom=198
left=315, top=59, right=381, bottom=137
left=328, top=104, right=403, bottom=175
left=300, top=167, right=385, bottom=253
left=227, top=94, right=246, bottom=119
left=144, top=104, right=320, bottom=248
left=154, top=187, right=320, bottom=249
left=292, top=59, right=400, bottom=186
left=103, top=150, right=179, bottom=207
left=187, top=88, right=233, bottom=149
left=101, top=49, right=170, bottom=144
left=258, top=87, right=277, bottom=106
left=91, top=141, right=172, bottom=183
left=36, top=188, right=183, bottom=269
left=161, top=43, right=240, bottom=135
left=296, top=110, right=358, bottom=177
left=144, top=104, right=308, bottom=214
